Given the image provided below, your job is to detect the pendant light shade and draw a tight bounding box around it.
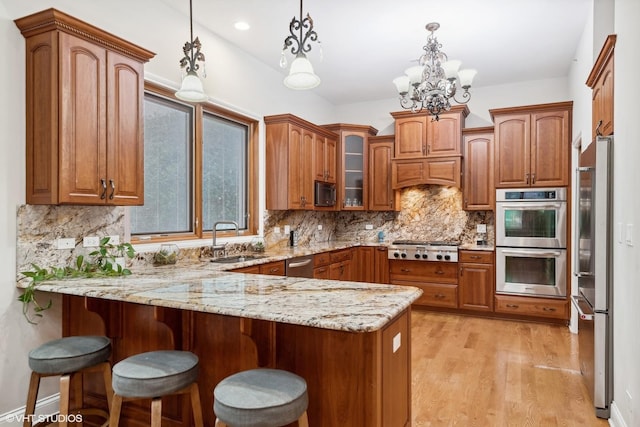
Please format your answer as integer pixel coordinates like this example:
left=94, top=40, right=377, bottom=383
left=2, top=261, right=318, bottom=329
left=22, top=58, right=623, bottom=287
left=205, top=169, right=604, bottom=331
left=284, top=54, right=321, bottom=90
left=176, top=71, right=208, bottom=102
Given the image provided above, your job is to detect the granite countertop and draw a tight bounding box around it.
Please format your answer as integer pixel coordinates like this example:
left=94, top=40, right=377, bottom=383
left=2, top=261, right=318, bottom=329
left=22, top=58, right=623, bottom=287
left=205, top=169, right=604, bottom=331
left=459, top=243, right=495, bottom=251
left=21, top=243, right=421, bottom=333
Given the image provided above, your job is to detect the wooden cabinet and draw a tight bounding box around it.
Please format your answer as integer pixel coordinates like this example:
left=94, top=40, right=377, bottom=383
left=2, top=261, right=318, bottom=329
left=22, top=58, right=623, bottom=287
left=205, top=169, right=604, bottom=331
left=458, top=250, right=494, bottom=312
left=16, top=9, right=154, bottom=205
left=495, top=294, right=568, bottom=321
left=368, top=135, right=400, bottom=211
left=391, top=157, right=461, bottom=189
left=322, top=124, right=378, bottom=210
left=391, top=106, right=468, bottom=159
left=587, top=35, right=616, bottom=139
left=374, top=246, right=391, bottom=284
left=265, top=114, right=339, bottom=210
left=354, top=246, right=375, bottom=282
left=462, top=127, right=494, bottom=210
left=390, top=260, right=458, bottom=308
left=313, top=134, right=337, bottom=183
left=381, top=310, right=411, bottom=427
left=329, top=249, right=352, bottom=281
left=314, top=249, right=353, bottom=281
left=491, top=102, right=572, bottom=188
left=313, top=252, right=331, bottom=279
left=230, top=260, right=285, bottom=275
left=391, top=106, right=467, bottom=189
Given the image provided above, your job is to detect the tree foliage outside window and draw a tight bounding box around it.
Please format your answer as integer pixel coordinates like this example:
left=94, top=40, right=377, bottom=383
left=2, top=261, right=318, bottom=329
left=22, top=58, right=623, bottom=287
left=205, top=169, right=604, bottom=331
left=202, top=113, right=248, bottom=232
left=131, top=88, right=255, bottom=239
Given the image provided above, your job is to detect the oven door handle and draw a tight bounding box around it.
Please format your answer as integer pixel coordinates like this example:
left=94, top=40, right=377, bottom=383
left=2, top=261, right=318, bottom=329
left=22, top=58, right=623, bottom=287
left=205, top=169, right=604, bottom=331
left=500, top=249, right=563, bottom=258
left=570, top=295, right=594, bottom=321
left=497, top=202, right=564, bottom=210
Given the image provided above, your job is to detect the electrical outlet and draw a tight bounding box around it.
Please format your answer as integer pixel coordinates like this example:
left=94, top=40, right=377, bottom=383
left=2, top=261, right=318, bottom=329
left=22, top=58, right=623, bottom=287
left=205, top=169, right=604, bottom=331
left=274, top=226, right=281, bottom=234
left=107, top=235, right=120, bottom=245
left=83, top=236, right=100, bottom=247
left=317, top=224, right=323, bottom=231
left=284, top=225, right=290, bottom=235
left=365, top=224, right=373, bottom=230
left=56, top=238, right=75, bottom=250
left=476, top=224, right=487, bottom=233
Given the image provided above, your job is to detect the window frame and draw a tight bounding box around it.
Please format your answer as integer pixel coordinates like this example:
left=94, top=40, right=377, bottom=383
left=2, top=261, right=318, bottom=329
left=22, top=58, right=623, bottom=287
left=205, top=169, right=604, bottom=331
left=131, top=81, right=259, bottom=244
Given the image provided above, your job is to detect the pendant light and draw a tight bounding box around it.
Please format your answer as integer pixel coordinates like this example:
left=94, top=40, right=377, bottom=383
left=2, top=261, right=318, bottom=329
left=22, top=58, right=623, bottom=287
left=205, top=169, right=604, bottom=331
left=175, top=0, right=207, bottom=102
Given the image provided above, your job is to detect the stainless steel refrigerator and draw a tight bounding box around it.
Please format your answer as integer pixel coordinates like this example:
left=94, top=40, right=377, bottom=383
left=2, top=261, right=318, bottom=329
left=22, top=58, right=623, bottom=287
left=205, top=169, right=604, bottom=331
left=571, top=135, right=613, bottom=418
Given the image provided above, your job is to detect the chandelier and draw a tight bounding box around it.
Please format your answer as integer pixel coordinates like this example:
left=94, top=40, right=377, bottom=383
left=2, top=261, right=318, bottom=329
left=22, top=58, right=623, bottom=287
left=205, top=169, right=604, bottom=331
left=175, top=0, right=207, bottom=103
left=393, top=22, right=476, bottom=120
left=279, top=0, right=321, bottom=90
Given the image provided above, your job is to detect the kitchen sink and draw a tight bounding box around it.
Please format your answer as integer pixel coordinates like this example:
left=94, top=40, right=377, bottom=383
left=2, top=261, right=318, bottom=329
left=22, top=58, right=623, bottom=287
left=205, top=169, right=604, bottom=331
left=210, top=254, right=266, bottom=264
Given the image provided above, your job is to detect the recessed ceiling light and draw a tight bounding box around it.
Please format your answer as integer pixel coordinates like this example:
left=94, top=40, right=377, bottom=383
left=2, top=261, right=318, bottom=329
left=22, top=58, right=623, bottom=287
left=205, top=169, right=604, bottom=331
left=234, top=21, right=250, bottom=31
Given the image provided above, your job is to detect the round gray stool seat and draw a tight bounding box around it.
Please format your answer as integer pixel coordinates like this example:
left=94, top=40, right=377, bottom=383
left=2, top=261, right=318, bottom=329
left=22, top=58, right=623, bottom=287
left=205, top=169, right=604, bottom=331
left=28, top=335, right=111, bottom=375
left=112, top=350, right=199, bottom=398
left=214, top=368, right=308, bottom=427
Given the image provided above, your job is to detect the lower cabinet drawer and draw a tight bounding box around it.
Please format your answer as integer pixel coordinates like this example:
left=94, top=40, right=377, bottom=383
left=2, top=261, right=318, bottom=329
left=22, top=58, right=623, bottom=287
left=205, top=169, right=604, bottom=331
left=394, top=281, right=458, bottom=308
left=494, top=295, right=568, bottom=320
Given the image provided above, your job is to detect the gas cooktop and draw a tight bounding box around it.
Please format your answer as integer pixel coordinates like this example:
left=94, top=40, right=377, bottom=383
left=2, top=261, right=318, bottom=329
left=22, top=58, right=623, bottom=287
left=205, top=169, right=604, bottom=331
left=388, top=240, right=459, bottom=262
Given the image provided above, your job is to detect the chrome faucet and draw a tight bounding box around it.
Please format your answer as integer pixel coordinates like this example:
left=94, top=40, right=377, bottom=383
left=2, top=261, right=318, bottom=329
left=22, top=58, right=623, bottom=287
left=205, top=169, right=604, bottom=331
left=212, top=221, right=239, bottom=256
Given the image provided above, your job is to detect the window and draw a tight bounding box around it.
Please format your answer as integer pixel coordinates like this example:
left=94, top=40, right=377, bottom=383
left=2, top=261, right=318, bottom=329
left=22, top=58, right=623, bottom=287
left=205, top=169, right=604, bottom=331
left=130, top=82, right=258, bottom=241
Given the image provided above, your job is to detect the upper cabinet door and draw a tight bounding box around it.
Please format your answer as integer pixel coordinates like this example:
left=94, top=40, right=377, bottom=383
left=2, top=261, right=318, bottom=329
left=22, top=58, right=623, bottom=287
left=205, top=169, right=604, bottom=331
left=530, top=110, right=569, bottom=187
left=394, top=116, right=427, bottom=159
left=106, top=51, right=146, bottom=205
left=494, top=114, right=530, bottom=188
left=58, top=33, right=107, bottom=204
left=426, top=113, right=462, bottom=157
left=463, top=129, right=494, bottom=210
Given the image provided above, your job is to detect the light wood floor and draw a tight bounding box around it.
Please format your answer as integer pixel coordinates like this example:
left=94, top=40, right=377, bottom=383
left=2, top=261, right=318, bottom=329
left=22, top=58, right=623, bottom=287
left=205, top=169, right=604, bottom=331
left=411, top=311, right=610, bottom=427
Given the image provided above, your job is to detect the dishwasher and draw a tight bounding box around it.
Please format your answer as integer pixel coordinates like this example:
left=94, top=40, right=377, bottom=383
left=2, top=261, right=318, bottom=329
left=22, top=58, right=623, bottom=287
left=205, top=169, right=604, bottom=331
left=285, top=255, right=314, bottom=278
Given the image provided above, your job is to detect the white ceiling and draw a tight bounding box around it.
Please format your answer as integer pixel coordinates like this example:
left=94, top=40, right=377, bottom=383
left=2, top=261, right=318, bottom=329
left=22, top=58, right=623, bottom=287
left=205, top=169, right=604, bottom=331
left=161, top=0, right=591, bottom=106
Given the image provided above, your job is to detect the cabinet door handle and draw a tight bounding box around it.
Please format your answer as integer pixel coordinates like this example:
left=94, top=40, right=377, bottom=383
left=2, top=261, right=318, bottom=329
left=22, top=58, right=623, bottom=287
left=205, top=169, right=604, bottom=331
left=543, top=306, right=556, bottom=312
left=506, top=304, right=519, bottom=309
left=100, top=179, right=107, bottom=199
left=427, top=144, right=431, bottom=155
left=459, top=267, right=463, bottom=276
left=531, top=173, right=536, bottom=184
left=109, top=179, right=115, bottom=200
left=470, top=255, right=481, bottom=259
left=434, top=293, right=445, bottom=299
left=435, top=270, right=444, bottom=275
left=525, top=173, right=530, bottom=184
left=269, top=267, right=279, bottom=273
left=400, top=268, right=411, bottom=273
left=422, top=144, right=426, bottom=155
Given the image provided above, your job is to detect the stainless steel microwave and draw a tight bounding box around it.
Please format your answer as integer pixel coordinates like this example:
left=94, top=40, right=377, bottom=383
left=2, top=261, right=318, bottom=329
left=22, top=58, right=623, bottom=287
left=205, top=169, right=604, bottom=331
left=314, top=181, right=336, bottom=207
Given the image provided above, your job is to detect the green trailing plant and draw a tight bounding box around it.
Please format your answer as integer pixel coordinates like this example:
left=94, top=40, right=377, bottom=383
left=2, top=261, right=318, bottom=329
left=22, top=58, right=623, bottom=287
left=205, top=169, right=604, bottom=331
left=18, top=237, right=136, bottom=324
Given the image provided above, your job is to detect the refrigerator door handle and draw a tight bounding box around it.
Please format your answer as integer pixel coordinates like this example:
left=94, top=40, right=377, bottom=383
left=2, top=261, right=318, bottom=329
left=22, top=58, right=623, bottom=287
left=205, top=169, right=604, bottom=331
left=571, top=295, right=594, bottom=321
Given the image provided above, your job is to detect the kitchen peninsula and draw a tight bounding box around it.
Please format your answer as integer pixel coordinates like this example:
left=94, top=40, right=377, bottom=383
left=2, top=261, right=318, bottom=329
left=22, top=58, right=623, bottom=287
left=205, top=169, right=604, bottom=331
left=22, top=258, right=421, bottom=427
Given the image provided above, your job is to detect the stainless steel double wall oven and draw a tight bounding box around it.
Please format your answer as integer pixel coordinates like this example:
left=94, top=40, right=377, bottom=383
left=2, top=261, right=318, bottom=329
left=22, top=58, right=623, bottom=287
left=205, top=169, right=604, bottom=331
left=495, top=187, right=568, bottom=298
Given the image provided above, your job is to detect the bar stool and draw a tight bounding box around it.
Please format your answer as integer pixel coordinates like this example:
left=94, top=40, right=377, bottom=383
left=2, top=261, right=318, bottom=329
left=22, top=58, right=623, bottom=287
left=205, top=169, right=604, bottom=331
left=25, top=335, right=113, bottom=427
left=213, top=368, right=309, bottom=427
left=109, top=350, right=203, bottom=427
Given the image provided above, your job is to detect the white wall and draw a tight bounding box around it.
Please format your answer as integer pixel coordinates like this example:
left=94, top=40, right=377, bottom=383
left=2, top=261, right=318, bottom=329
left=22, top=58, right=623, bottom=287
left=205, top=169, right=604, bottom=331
left=334, top=76, right=572, bottom=134
left=0, top=0, right=337, bottom=417
left=611, top=0, right=640, bottom=425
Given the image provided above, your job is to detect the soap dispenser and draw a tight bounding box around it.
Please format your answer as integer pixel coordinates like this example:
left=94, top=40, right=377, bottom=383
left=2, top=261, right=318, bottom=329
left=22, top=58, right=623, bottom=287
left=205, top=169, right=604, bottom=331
left=289, top=230, right=299, bottom=247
